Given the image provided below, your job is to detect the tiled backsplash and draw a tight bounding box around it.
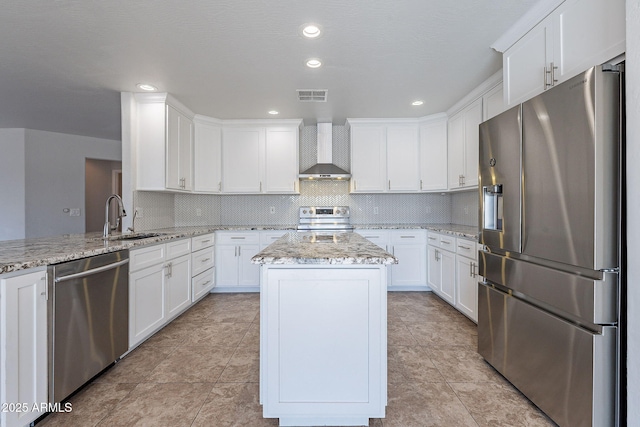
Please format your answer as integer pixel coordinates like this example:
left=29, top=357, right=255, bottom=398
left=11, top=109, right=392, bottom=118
left=133, top=125, right=479, bottom=230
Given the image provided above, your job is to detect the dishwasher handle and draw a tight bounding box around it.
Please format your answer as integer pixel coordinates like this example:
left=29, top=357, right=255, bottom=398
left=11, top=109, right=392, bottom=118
left=55, top=258, right=129, bottom=283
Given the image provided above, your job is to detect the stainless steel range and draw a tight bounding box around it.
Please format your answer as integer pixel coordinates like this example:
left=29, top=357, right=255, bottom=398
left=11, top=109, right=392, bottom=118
left=297, top=206, right=353, bottom=233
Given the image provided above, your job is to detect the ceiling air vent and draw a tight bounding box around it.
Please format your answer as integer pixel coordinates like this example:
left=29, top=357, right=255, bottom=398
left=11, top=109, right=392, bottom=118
left=297, top=89, right=328, bottom=102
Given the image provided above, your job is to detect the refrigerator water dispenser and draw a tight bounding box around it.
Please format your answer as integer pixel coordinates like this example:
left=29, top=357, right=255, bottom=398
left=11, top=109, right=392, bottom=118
left=483, top=184, right=503, bottom=230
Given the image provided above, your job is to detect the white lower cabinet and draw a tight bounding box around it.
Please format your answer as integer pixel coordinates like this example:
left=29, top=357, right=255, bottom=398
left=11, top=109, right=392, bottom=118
left=0, top=269, right=48, bottom=427
left=129, top=238, right=192, bottom=348
left=389, top=230, right=427, bottom=288
left=455, top=254, right=478, bottom=322
left=428, top=232, right=479, bottom=322
left=215, top=231, right=260, bottom=290
left=357, top=229, right=427, bottom=289
left=165, top=254, right=191, bottom=321
left=427, top=232, right=456, bottom=305
left=191, top=233, right=215, bottom=302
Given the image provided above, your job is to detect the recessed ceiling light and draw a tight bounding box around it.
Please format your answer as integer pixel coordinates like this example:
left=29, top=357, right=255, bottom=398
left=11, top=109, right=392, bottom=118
left=268, top=110, right=279, bottom=115
left=412, top=100, right=424, bottom=106
left=302, top=24, right=322, bottom=38
left=306, top=58, right=322, bottom=68
left=136, top=83, right=158, bottom=91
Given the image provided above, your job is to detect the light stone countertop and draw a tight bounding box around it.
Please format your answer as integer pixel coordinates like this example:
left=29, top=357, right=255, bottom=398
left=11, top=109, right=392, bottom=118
left=251, top=232, right=398, bottom=265
left=0, top=223, right=474, bottom=274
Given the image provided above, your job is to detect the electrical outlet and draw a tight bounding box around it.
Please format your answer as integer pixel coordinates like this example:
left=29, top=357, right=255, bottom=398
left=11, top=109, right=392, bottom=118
left=70, top=208, right=81, bottom=217
left=270, top=206, right=276, bottom=214
left=373, top=207, right=379, bottom=215
left=196, top=208, right=202, bottom=216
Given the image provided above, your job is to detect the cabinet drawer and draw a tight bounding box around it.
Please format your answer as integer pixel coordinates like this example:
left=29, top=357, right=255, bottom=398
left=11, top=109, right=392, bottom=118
left=192, top=247, right=215, bottom=276
left=357, top=230, right=389, bottom=249
left=391, top=229, right=426, bottom=244
left=216, top=231, right=260, bottom=245
left=192, top=267, right=215, bottom=302
left=166, top=238, right=191, bottom=259
left=192, top=233, right=215, bottom=250
left=456, top=238, right=477, bottom=259
left=260, top=231, right=287, bottom=246
left=129, top=244, right=166, bottom=272
left=427, top=232, right=455, bottom=251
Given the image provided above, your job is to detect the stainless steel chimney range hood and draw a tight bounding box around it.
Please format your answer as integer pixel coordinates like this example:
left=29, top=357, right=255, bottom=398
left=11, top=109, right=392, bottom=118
left=299, top=123, right=351, bottom=180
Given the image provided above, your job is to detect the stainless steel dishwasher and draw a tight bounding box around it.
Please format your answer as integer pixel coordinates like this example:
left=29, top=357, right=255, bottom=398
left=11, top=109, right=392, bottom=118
left=48, top=250, right=129, bottom=403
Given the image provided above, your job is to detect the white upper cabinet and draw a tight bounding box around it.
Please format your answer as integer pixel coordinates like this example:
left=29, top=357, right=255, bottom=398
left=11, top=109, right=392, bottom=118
left=386, top=125, right=420, bottom=191
left=265, top=127, right=299, bottom=193
left=419, top=114, right=448, bottom=192
left=222, top=127, right=264, bottom=193
left=193, top=116, right=222, bottom=193
left=222, top=121, right=301, bottom=194
left=135, top=93, right=195, bottom=192
left=482, top=83, right=505, bottom=121
left=448, top=98, right=482, bottom=190
left=503, top=0, right=625, bottom=107
left=349, top=120, right=420, bottom=193
left=350, top=124, right=387, bottom=192
left=166, top=106, right=193, bottom=191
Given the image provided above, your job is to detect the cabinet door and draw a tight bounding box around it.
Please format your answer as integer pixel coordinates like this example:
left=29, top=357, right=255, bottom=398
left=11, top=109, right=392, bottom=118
left=419, top=117, right=448, bottom=191
left=386, top=125, right=420, bottom=191
left=194, top=121, right=222, bottom=193
left=462, top=98, right=482, bottom=188
left=390, top=243, right=426, bottom=287
left=427, top=245, right=441, bottom=291
left=1, top=270, right=48, bottom=427
left=351, top=125, right=386, bottom=192
left=215, top=245, right=240, bottom=286
left=503, top=15, right=553, bottom=107
left=166, top=106, right=193, bottom=191
left=552, top=0, right=625, bottom=84
left=483, top=83, right=505, bottom=121
left=222, top=128, right=263, bottom=193
left=129, top=265, right=166, bottom=348
left=456, top=256, right=478, bottom=322
left=238, top=244, right=261, bottom=287
left=447, top=111, right=465, bottom=189
left=165, top=254, right=192, bottom=320
left=265, top=127, right=299, bottom=193
left=439, top=249, right=456, bottom=305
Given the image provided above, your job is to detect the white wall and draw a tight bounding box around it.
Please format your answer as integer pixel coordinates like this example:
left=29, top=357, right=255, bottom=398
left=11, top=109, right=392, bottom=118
left=23, top=129, right=121, bottom=239
left=626, top=1, right=640, bottom=424
left=0, top=129, right=26, bottom=240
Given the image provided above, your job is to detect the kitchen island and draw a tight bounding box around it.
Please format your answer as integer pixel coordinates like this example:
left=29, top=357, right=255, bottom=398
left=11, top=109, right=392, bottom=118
left=252, top=232, right=397, bottom=427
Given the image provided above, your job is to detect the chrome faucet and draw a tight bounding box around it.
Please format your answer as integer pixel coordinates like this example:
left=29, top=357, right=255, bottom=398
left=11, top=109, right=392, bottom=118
left=103, top=194, right=127, bottom=238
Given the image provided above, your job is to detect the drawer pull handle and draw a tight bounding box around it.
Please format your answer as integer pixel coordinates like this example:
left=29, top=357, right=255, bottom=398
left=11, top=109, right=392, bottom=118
left=231, top=237, right=246, bottom=240
left=201, top=280, right=210, bottom=287
left=458, top=245, right=471, bottom=250
left=200, top=240, right=211, bottom=245
left=201, top=258, right=210, bottom=263
left=400, top=236, right=415, bottom=239
left=441, top=240, right=451, bottom=244
left=428, top=237, right=437, bottom=240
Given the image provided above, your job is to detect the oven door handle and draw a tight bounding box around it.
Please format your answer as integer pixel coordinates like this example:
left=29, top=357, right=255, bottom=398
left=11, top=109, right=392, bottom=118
left=55, top=258, right=129, bottom=283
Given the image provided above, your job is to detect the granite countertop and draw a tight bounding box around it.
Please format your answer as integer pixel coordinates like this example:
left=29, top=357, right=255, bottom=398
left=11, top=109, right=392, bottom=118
left=0, top=227, right=218, bottom=274
left=0, top=223, right=475, bottom=275
left=353, top=223, right=479, bottom=240
left=251, top=232, right=398, bottom=265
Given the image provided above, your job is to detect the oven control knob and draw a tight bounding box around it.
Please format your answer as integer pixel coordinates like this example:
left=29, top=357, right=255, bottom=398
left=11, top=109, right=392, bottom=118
left=303, top=209, right=307, bottom=214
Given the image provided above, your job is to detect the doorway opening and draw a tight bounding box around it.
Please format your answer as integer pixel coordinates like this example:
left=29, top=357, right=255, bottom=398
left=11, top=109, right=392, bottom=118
left=85, top=158, right=122, bottom=233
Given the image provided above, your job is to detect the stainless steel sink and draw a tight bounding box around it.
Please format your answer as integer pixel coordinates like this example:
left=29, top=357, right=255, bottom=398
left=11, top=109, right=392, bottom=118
left=106, top=232, right=166, bottom=241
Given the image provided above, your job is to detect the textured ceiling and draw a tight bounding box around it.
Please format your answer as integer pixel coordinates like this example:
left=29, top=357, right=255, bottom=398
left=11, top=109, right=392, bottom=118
left=0, top=0, right=540, bottom=141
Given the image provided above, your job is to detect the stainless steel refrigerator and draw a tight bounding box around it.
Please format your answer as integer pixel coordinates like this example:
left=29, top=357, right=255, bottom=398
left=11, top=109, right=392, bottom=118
left=478, top=65, right=622, bottom=427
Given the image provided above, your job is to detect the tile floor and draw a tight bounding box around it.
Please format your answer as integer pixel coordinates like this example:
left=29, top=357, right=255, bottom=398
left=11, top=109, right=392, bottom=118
left=39, top=292, right=556, bottom=427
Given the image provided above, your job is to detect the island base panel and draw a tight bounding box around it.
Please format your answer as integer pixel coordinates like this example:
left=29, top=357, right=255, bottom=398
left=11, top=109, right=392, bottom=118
left=260, top=266, right=387, bottom=426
